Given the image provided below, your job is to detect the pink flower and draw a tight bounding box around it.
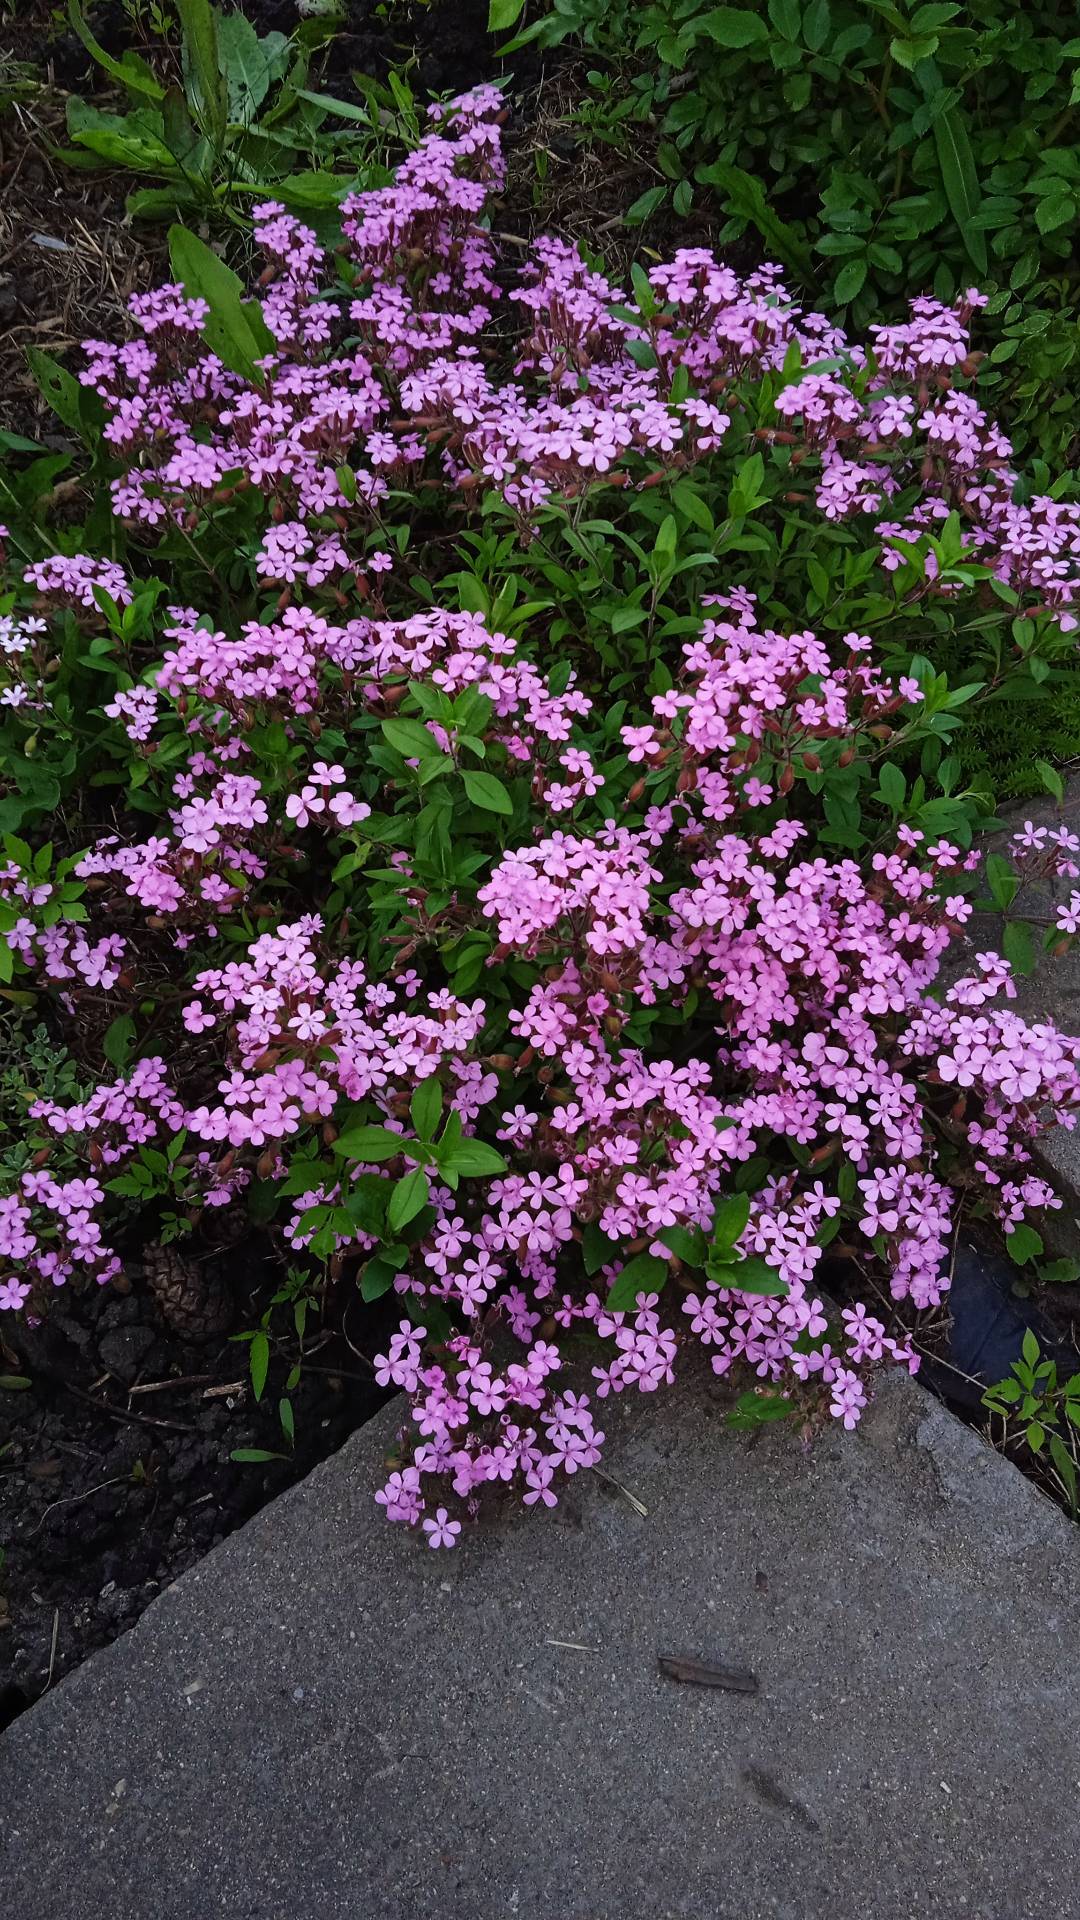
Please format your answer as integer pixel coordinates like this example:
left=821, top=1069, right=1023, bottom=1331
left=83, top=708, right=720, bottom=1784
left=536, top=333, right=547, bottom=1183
left=422, top=1505, right=462, bottom=1549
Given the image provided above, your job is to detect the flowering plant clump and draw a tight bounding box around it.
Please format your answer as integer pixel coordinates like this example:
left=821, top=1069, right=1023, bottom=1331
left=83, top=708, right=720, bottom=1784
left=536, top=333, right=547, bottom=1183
left=3, top=86, right=1080, bottom=1539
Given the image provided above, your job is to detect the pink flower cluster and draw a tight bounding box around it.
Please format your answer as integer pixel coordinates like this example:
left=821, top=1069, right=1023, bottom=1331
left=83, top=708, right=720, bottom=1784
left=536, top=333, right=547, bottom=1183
left=4, top=86, right=1080, bottom=1544
left=5, top=588, right=1079, bottom=1540
left=64, top=88, right=1080, bottom=631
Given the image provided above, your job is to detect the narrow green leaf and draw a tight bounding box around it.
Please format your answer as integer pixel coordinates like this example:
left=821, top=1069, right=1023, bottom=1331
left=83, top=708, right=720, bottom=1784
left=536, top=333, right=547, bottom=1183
left=249, top=1330, right=270, bottom=1401
left=176, top=0, right=227, bottom=148
left=67, top=0, right=165, bottom=99
left=1036, top=759, right=1064, bottom=804
left=625, top=185, right=667, bottom=225
left=168, top=225, right=272, bottom=382
left=410, top=1077, right=443, bottom=1142
left=388, top=1168, right=429, bottom=1234
left=930, top=102, right=988, bottom=275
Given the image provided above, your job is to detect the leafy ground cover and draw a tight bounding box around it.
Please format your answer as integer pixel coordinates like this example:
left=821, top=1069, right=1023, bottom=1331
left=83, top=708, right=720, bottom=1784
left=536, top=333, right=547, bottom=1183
left=5, top=0, right=1080, bottom=1700
left=499, top=0, right=1080, bottom=466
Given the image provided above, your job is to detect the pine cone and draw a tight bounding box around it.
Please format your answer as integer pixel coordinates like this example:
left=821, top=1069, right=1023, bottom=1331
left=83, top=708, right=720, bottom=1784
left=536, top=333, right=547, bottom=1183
left=143, top=1243, right=234, bottom=1341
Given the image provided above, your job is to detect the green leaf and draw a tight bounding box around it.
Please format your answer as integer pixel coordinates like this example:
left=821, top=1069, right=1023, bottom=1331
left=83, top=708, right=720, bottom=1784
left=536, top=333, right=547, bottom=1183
left=801, top=0, right=830, bottom=51
left=984, top=852, right=1018, bottom=912
left=381, top=716, right=443, bottom=761
left=160, top=85, right=203, bottom=171
left=832, top=257, right=867, bottom=305
left=1003, top=919, right=1036, bottom=978
left=102, top=1013, right=136, bottom=1068
left=67, top=0, right=165, bottom=99
left=1006, top=1224, right=1044, bottom=1267
left=360, top=1256, right=398, bottom=1302
left=930, top=102, right=988, bottom=275
left=332, top=1125, right=405, bottom=1162
left=436, top=1139, right=509, bottom=1178
left=410, top=1077, right=443, bottom=1142
left=768, top=0, right=801, bottom=40
left=230, top=1448, right=286, bottom=1463
left=25, top=347, right=86, bottom=437
left=658, top=1223, right=706, bottom=1265
left=695, top=160, right=814, bottom=282
left=487, top=0, right=526, bottom=26
left=698, top=6, right=769, bottom=46
left=1035, top=195, right=1075, bottom=236
left=176, top=0, right=227, bottom=148
left=709, top=1191, right=750, bottom=1255
left=127, top=183, right=198, bottom=219
left=625, top=185, right=667, bottom=225
left=388, top=1168, right=429, bottom=1234
left=583, top=1220, right=621, bottom=1275
left=605, top=1252, right=669, bottom=1312
left=877, top=762, right=906, bottom=813
left=249, top=1330, right=270, bottom=1401
left=725, top=1388, right=793, bottom=1430
left=462, top=770, right=513, bottom=815
left=341, top=1173, right=389, bottom=1237
left=216, top=10, right=283, bottom=122
left=167, top=225, right=272, bottom=383
left=273, top=173, right=359, bottom=210
left=1036, top=759, right=1064, bottom=804
left=728, top=1256, right=789, bottom=1298
left=292, top=87, right=379, bottom=123
left=1040, top=1257, right=1080, bottom=1286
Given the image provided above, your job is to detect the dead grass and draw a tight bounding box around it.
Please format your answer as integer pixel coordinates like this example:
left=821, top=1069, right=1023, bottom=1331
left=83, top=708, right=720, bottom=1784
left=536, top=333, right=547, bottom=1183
left=0, top=53, right=163, bottom=441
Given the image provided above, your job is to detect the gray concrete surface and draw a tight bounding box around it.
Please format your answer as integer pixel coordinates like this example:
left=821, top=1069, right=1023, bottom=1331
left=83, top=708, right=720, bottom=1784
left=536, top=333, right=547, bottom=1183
left=2, top=1367, right=1078, bottom=1920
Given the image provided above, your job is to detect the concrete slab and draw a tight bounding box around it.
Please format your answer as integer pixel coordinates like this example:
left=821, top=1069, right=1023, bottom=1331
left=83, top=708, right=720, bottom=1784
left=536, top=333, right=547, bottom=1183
left=1, top=1367, right=1078, bottom=1920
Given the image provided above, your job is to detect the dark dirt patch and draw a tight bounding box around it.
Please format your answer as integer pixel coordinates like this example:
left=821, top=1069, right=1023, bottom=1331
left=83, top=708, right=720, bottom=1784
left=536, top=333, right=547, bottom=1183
left=0, top=6, right=164, bottom=444
left=0, top=1247, right=396, bottom=1724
